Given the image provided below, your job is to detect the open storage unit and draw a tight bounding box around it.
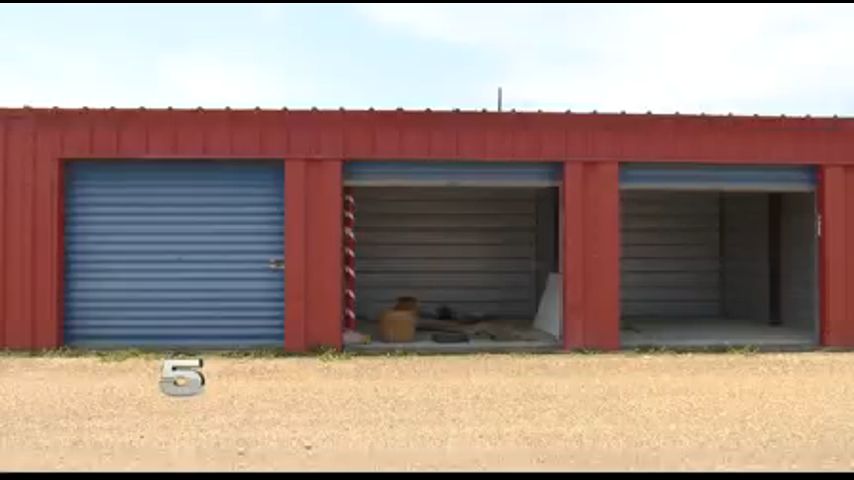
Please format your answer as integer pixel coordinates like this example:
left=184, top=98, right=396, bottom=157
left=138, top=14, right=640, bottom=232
left=343, top=162, right=563, bottom=352
left=619, top=164, right=819, bottom=348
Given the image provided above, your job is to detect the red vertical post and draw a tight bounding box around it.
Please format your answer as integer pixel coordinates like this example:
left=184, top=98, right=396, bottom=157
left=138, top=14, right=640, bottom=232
left=55, top=159, right=65, bottom=348
left=0, top=117, right=5, bottom=348
left=586, top=162, right=621, bottom=350
left=819, top=165, right=854, bottom=347
left=563, top=163, right=585, bottom=349
left=34, top=125, right=62, bottom=348
left=305, top=159, right=343, bottom=349
left=285, top=158, right=344, bottom=352
left=4, top=118, right=34, bottom=348
left=285, top=160, right=307, bottom=352
left=563, top=161, right=621, bottom=350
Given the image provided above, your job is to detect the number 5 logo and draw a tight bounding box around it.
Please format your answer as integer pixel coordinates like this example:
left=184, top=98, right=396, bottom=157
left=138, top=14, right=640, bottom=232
left=160, top=359, right=205, bottom=397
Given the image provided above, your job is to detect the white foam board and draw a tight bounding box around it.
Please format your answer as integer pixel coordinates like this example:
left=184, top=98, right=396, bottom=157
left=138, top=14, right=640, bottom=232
left=533, top=273, right=562, bottom=338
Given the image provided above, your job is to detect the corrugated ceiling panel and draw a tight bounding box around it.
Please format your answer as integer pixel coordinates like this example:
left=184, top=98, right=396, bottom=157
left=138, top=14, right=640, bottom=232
left=344, top=161, right=562, bottom=186
left=621, top=164, right=817, bottom=191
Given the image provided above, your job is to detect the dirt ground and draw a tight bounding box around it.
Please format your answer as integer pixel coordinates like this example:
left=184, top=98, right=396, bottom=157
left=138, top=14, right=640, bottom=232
left=2, top=352, right=854, bottom=471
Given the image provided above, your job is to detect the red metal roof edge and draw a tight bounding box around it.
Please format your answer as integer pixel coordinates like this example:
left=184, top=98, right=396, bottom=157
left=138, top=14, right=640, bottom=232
left=0, top=106, right=848, bottom=122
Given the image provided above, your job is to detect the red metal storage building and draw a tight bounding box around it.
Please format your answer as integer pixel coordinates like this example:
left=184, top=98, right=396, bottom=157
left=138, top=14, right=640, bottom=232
left=1, top=107, right=853, bottom=352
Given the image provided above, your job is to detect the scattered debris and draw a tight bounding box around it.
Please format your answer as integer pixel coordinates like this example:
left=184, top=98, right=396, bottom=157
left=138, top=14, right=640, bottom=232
left=431, top=332, right=469, bottom=343
left=343, top=329, right=370, bottom=345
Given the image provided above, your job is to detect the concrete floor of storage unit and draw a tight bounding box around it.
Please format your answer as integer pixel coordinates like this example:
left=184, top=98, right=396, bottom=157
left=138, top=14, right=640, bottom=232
left=620, top=317, right=817, bottom=348
left=346, top=320, right=560, bottom=353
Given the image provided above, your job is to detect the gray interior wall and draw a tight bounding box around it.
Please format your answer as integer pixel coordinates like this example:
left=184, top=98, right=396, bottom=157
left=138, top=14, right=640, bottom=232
left=621, top=188, right=816, bottom=331
left=621, top=191, right=721, bottom=318
left=722, top=193, right=770, bottom=323
left=535, top=188, right=558, bottom=303
left=780, top=193, right=817, bottom=330
left=353, top=187, right=540, bottom=322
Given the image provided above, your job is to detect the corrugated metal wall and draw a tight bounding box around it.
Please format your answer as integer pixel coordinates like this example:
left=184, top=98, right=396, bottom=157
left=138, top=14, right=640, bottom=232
left=565, top=162, right=621, bottom=349
left=819, top=166, right=854, bottom=347
left=535, top=189, right=558, bottom=302
left=620, top=166, right=818, bottom=322
left=353, top=187, right=540, bottom=322
left=781, top=193, right=818, bottom=330
left=64, top=160, right=285, bottom=348
left=722, top=193, right=770, bottom=322
left=284, top=159, right=344, bottom=351
left=621, top=191, right=721, bottom=318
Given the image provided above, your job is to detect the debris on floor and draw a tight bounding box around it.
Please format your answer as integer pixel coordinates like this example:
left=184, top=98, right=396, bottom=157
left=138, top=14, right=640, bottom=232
left=343, top=329, right=371, bottom=345
left=416, top=318, right=544, bottom=342
left=352, top=300, right=556, bottom=346
left=431, top=332, right=469, bottom=343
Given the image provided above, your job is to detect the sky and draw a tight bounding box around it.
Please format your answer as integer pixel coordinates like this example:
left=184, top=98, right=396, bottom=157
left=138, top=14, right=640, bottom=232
left=1, top=3, right=854, bottom=115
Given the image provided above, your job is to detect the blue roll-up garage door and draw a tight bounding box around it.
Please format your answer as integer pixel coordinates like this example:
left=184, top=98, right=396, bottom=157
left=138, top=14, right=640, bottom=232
left=65, top=160, right=285, bottom=348
left=620, top=164, right=817, bottom=191
left=344, top=161, right=562, bottom=186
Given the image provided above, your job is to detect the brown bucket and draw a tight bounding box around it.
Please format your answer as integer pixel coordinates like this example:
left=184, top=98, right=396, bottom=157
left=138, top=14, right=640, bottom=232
left=378, top=296, right=419, bottom=343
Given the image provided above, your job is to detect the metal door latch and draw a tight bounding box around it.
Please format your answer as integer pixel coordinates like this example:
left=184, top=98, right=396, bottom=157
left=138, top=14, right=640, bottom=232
left=267, top=258, right=285, bottom=270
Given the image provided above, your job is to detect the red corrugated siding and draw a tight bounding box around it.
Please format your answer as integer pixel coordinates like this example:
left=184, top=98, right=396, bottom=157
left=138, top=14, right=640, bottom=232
left=284, top=160, right=307, bottom=351
left=304, top=160, right=343, bottom=350
left=563, top=162, right=620, bottom=350
left=820, top=165, right=854, bottom=347
left=1, top=109, right=852, bottom=163
left=1, top=108, right=854, bottom=350
left=5, top=116, right=35, bottom=348
left=284, top=159, right=343, bottom=351
left=0, top=117, right=5, bottom=348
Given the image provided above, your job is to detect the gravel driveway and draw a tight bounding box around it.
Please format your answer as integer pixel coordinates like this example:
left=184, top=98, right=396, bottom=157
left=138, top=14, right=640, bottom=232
left=2, top=352, right=854, bottom=471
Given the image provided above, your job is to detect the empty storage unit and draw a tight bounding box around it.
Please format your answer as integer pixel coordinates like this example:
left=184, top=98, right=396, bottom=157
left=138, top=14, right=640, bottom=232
left=344, top=161, right=563, bottom=351
left=619, top=164, right=819, bottom=348
left=64, top=160, right=285, bottom=348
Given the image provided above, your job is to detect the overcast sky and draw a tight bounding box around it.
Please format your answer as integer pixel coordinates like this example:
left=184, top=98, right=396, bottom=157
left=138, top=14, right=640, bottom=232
left=1, top=3, right=853, bottom=115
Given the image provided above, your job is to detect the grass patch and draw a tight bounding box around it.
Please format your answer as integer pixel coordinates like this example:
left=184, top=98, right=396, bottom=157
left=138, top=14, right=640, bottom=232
left=632, top=346, right=679, bottom=355
left=95, top=348, right=158, bottom=362
left=574, top=348, right=605, bottom=355
left=508, top=351, right=534, bottom=358
left=0, top=347, right=157, bottom=361
left=382, top=349, right=420, bottom=358
left=0, top=343, right=779, bottom=361
left=315, top=346, right=353, bottom=362
left=0, top=347, right=95, bottom=358
left=0, top=347, right=305, bottom=361
left=726, top=345, right=760, bottom=356
left=628, top=345, right=766, bottom=355
left=217, top=348, right=300, bottom=359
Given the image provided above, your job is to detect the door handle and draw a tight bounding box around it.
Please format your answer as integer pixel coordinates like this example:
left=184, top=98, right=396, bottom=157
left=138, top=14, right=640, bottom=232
left=267, top=258, right=284, bottom=270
